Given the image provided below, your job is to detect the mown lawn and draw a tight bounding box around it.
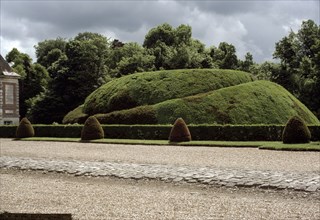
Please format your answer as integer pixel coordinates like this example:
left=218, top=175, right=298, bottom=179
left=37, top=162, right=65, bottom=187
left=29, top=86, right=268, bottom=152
left=16, top=137, right=320, bottom=151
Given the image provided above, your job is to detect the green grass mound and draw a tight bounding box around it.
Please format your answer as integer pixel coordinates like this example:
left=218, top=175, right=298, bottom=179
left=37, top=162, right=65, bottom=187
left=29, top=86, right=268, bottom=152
left=83, top=69, right=254, bottom=115
left=95, top=81, right=320, bottom=125
left=16, top=117, right=35, bottom=138
left=81, top=116, right=104, bottom=141
left=282, top=116, right=311, bottom=143
left=62, top=105, right=88, bottom=124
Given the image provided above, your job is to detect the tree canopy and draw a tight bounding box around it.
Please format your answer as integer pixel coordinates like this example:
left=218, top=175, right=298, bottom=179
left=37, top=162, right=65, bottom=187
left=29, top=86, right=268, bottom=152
left=273, top=19, right=320, bottom=117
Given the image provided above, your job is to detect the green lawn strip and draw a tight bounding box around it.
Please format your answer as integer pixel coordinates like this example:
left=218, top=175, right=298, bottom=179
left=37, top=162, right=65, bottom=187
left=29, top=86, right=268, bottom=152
left=259, top=142, right=320, bottom=151
left=91, top=139, right=169, bottom=145
left=15, top=137, right=320, bottom=151
left=16, top=137, right=80, bottom=142
left=16, top=137, right=265, bottom=148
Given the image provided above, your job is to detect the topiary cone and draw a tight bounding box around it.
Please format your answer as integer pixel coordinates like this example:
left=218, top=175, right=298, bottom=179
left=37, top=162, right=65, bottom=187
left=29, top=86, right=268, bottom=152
left=81, top=116, right=104, bottom=141
left=282, top=115, right=311, bottom=144
left=169, top=118, right=191, bottom=142
left=16, top=117, right=35, bottom=138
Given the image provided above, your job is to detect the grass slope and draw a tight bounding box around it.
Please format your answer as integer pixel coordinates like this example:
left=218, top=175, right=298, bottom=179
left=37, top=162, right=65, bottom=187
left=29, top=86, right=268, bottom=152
left=62, top=105, right=88, bottom=124
left=97, top=81, right=320, bottom=125
left=83, top=69, right=254, bottom=115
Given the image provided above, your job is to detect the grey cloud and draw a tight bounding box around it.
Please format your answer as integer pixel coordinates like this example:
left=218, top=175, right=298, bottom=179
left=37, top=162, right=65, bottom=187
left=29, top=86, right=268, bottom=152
left=0, top=0, right=319, bottom=63
left=177, top=0, right=267, bottom=15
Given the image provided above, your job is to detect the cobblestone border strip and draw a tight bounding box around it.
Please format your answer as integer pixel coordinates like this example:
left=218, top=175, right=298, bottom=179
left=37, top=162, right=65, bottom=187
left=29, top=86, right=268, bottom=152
left=0, top=156, right=319, bottom=192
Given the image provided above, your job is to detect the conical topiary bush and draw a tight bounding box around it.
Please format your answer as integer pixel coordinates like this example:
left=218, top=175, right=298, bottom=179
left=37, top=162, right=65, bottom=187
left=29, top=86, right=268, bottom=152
left=169, top=118, right=191, bottom=142
left=16, top=117, right=35, bottom=138
left=81, top=116, right=104, bottom=141
left=282, top=115, right=311, bottom=144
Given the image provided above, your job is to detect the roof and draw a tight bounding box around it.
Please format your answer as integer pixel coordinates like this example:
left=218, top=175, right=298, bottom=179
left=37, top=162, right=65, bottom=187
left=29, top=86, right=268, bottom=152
left=0, top=54, right=20, bottom=77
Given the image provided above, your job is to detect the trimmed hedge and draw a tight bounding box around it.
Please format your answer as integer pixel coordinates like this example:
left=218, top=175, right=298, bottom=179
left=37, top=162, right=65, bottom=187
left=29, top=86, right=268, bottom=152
left=1, top=124, right=319, bottom=141
left=81, top=116, right=104, bottom=141
left=16, top=117, right=35, bottom=138
left=169, top=118, right=191, bottom=142
left=283, top=116, right=311, bottom=143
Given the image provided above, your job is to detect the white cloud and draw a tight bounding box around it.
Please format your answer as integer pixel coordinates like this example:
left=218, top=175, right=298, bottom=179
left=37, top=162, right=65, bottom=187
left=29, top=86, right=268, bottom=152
left=282, top=18, right=307, bottom=33
left=0, top=36, right=37, bottom=61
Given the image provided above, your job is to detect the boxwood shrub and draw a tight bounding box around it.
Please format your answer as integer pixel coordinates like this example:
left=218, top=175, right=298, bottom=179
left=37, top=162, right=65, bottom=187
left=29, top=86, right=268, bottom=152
left=0, top=124, right=319, bottom=141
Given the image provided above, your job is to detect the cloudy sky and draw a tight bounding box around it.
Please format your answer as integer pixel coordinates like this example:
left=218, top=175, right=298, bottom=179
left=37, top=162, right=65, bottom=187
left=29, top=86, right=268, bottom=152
left=0, top=0, right=319, bottom=63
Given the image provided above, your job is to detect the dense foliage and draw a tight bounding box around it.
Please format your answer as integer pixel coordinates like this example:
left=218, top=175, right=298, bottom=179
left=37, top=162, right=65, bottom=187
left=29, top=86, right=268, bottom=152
left=264, top=20, right=319, bottom=118
left=282, top=116, right=311, bottom=143
left=5, top=49, right=49, bottom=118
left=28, top=32, right=110, bottom=123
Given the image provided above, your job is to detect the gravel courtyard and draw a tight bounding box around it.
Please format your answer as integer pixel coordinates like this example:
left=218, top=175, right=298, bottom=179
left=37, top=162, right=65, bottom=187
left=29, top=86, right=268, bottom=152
left=1, top=139, right=319, bottom=219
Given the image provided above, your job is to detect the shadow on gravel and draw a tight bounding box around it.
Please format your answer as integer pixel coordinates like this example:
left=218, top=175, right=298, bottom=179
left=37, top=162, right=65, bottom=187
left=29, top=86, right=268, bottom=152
left=0, top=212, right=72, bottom=220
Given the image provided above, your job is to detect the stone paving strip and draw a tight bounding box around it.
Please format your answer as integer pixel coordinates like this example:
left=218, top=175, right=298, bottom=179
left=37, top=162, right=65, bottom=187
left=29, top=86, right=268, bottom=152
left=1, top=156, right=319, bottom=192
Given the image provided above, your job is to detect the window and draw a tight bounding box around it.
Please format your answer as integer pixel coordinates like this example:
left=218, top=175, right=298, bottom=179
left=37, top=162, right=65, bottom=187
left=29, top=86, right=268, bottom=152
left=2, top=82, right=17, bottom=116
left=4, top=84, right=15, bottom=105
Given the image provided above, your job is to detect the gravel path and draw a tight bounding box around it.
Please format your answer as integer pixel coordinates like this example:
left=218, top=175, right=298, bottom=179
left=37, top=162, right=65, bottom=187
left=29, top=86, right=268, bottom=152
left=1, top=169, right=320, bottom=220
left=1, top=156, right=319, bottom=192
left=1, top=139, right=320, bottom=172
left=1, top=139, right=320, bottom=219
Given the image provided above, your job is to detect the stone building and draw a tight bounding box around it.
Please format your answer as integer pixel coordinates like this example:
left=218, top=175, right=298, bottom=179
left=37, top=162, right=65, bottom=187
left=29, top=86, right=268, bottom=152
left=0, top=54, right=20, bottom=125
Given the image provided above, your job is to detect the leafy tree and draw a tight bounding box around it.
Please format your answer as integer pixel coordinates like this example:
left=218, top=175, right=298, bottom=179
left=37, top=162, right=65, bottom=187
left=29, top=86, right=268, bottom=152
left=28, top=32, right=110, bottom=123
left=108, top=41, right=155, bottom=77
left=143, top=23, right=210, bottom=69
left=249, top=61, right=281, bottom=81
left=34, top=37, right=67, bottom=69
left=273, top=19, right=320, bottom=118
left=5, top=48, right=49, bottom=118
left=64, top=32, right=109, bottom=103
left=211, top=42, right=238, bottom=69
left=239, top=52, right=254, bottom=72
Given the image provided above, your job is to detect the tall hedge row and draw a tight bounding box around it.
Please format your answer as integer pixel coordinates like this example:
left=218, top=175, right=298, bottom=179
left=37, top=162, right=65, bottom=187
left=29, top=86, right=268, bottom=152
left=1, top=124, right=319, bottom=141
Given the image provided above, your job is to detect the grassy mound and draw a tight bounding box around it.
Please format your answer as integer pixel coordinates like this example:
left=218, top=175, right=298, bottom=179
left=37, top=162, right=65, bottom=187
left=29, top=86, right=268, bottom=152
left=95, top=81, right=320, bottom=125
left=62, top=105, right=88, bottom=124
left=83, top=69, right=254, bottom=115
left=62, top=105, right=89, bottom=124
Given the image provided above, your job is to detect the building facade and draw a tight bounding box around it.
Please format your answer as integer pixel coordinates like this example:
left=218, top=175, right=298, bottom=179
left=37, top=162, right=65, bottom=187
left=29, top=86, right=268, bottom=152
left=0, top=55, right=20, bottom=125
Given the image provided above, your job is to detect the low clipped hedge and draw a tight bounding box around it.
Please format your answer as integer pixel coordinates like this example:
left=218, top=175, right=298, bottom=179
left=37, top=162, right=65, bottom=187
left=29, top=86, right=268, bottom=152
left=169, top=118, right=192, bottom=142
left=81, top=116, right=104, bottom=141
left=1, top=124, right=319, bottom=141
left=282, top=116, right=311, bottom=143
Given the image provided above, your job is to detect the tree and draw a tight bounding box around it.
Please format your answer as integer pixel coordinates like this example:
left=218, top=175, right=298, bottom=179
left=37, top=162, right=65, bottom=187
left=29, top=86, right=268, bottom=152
left=64, top=32, right=109, bottom=104
left=5, top=48, right=49, bottom=118
left=143, top=23, right=210, bottom=70
left=28, top=32, right=110, bottom=123
left=108, top=41, right=155, bottom=77
left=239, top=52, right=254, bottom=72
left=273, top=19, right=320, bottom=118
left=34, top=37, right=67, bottom=69
left=211, top=42, right=238, bottom=69
left=249, top=61, right=281, bottom=81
